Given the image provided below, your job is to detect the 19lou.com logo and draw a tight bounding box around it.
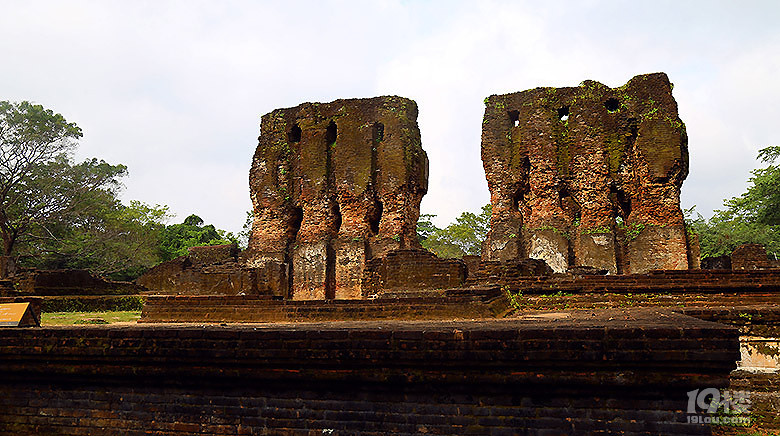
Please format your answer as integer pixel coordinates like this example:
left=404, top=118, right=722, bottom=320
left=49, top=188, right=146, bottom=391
left=686, top=388, right=751, bottom=425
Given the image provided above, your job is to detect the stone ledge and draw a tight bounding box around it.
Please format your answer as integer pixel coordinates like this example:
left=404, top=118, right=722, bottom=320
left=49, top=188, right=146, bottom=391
left=0, top=310, right=738, bottom=385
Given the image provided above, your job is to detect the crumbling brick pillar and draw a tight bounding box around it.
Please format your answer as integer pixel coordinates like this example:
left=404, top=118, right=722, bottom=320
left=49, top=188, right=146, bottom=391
left=245, top=97, right=428, bottom=300
left=481, top=73, right=691, bottom=274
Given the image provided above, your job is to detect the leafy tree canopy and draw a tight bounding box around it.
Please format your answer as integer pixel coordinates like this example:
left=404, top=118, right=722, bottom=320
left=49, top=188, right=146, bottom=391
left=688, top=145, right=780, bottom=260
left=1, top=100, right=242, bottom=280
left=1, top=101, right=118, bottom=257
left=158, top=214, right=237, bottom=262
left=0, top=100, right=173, bottom=279
left=418, top=204, right=491, bottom=258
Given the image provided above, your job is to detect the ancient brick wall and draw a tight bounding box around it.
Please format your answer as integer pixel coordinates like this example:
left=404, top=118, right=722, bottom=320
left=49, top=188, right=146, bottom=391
left=140, top=287, right=509, bottom=323
left=360, top=249, right=466, bottom=298
left=732, top=243, right=775, bottom=270
left=464, top=258, right=553, bottom=288
left=481, top=268, right=780, bottom=295
left=701, top=255, right=732, bottom=270
left=137, top=244, right=286, bottom=297
left=244, top=96, right=428, bottom=300
left=0, top=313, right=739, bottom=435
left=481, top=72, right=690, bottom=274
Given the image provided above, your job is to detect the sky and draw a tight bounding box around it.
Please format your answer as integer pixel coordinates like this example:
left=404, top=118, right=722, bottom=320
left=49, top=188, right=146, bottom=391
left=2, top=0, right=779, bottom=233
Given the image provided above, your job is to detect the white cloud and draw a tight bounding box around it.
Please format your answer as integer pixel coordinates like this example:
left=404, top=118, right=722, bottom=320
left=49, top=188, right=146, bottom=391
left=1, top=0, right=779, bottom=233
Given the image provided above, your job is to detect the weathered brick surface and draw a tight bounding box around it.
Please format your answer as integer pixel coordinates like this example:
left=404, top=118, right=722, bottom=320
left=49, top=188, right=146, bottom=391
left=140, top=287, right=509, bottom=323
left=465, top=259, right=553, bottom=287
left=481, top=73, right=691, bottom=274
left=137, top=243, right=288, bottom=297
left=361, top=249, right=467, bottom=297
left=731, top=243, right=775, bottom=270
left=244, top=96, right=428, bottom=300
left=0, top=312, right=738, bottom=435
left=187, top=244, right=239, bottom=266
left=701, top=255, right=732, bottom=270
left=476, top=267, right=780, bottom=295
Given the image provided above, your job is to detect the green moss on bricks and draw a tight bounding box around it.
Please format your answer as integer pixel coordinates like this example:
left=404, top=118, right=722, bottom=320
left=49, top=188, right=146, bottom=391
left=524, top=225, right=570, bottom=240
left=581, top=225, right=612, bottom=235
left=605, top=132, right=627, bottom=175
left=552, top=116, right=571, bottom=176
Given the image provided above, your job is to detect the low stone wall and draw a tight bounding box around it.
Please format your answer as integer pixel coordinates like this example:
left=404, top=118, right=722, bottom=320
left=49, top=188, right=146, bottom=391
left=0, top=311, right=739, bottom=435
left=465, top=259, right=553, bottom=287
left=140, top=287, right=510, bottom=323
left=732, top=243, right=775, bottom=270
left=361, top=249, right=467, bottom=298
left=10, top=269, right=142, bottom=296
left=478, top=268, right=780, bottom=294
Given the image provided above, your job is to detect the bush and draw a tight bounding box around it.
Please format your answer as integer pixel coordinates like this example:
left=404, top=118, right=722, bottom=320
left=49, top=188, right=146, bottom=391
left=41, top=295, right=145, bottom=313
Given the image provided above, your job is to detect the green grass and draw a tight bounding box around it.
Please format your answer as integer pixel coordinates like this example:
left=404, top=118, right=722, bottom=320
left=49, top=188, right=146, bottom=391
left=42, top=311, right=141, bottom=326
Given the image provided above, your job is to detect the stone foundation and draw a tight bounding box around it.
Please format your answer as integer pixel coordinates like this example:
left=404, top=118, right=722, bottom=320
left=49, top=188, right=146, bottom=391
left=361, top=249, right=467, bottom=298
left=0, top=311, right=739, bottom=435
left=140, top=287, right=509, bottom=323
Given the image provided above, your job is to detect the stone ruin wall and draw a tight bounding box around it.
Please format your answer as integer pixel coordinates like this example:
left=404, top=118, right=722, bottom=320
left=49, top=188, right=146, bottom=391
left=243, top=96, right=429, bottom=300
left=481, top=72, right=694, bottom=274
left=136, top=73, right=711, bottom=298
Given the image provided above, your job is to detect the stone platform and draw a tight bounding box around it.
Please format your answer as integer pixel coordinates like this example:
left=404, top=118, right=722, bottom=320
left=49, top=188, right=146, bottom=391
left=468, top=268, right=780, bottom=294
left=139, top=286, right=510, bottom=324
left=0, top=309, right=738, bottom=435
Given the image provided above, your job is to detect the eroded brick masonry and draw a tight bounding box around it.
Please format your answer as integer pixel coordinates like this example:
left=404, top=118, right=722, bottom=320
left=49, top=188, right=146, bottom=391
left=243, top=97, right=429, bottom=300
left=481, top=73, right=694, bottom=274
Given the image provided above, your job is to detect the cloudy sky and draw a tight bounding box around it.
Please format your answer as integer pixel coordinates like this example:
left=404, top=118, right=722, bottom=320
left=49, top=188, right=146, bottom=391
left=2, top=0, right=779, bottom=233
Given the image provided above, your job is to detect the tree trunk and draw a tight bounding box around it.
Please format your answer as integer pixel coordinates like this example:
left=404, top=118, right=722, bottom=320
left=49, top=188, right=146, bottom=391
left=2, top=231, right=14, bottom=258
left=0, top=256, right=15, bottom=279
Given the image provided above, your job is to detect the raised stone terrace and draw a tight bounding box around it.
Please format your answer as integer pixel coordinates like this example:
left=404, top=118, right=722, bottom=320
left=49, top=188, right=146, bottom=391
left=0, top=310, right=738, bottom=435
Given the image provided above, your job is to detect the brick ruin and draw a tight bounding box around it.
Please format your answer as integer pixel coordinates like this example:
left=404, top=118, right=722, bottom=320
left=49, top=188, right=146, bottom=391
left=135, top=74, right=763, bottom=300
left=5, top=75, right=780, bottom=435
left=481, top=72, right=693, bottom=274
left=136, top=244, right=287, bottom=296
left=0, top=311, right=743, bottom=435
left=242, top=96, right=431, bottom=300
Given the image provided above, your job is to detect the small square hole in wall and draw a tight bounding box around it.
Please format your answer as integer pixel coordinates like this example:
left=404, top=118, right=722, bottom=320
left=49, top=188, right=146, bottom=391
left=604, top=98, right=620, bottom=113
left=326, top=121, right=337, bottom=145
left=508, top=110, right=520, bottom=127
left=288, top=123, right=302, bottom=142
left=558, top=106, right=569, bottom=122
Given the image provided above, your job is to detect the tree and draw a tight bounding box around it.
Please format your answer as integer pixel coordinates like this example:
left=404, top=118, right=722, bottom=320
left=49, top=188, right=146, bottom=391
left=0, top=100, right=179, bottom=280
left=158, top=214, right=238, bottom=262
left=0, top=101, right=135, bottom=258
left=237, top=210, right=254, bottom=250
left=689, top=146, right=780, bottom=260
left=419, top=204, right=491, bottom=258
left=721, top=146, right=780, bottom=226
left=19, top=198, right=171, bottom=280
